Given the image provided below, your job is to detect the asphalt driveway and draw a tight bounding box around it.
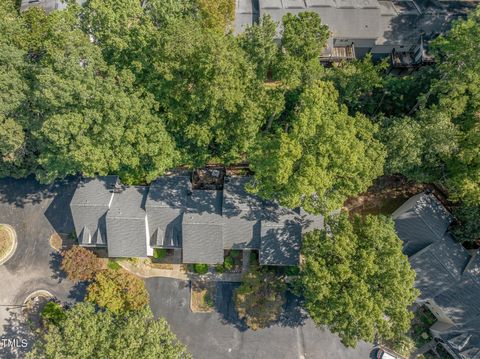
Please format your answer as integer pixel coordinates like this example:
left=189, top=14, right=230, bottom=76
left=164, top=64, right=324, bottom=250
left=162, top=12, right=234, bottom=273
left=0, top=177, right=81, bottom=358
left=146, top=278, right=374, bottom=359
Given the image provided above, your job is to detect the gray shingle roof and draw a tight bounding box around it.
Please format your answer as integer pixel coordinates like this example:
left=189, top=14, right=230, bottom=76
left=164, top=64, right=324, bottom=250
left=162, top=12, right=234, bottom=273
left=70, top=176, right=117, bottom=247
left=393, top=193, right=480, bottom=357
left=392, top=193, right=452, bottom=256
left=145, top=176, right=190, bottom=248
left=223, top=177, right=263, bottom=249
left=182, top=190, right=224, bottom=264
left=260, top=217, right=302, bottom=266
left=106, top=186, right=148, bottom=257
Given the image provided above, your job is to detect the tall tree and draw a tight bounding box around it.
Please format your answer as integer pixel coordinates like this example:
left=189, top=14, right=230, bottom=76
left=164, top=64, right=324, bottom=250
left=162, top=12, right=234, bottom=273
left=249, top=81, right=385, bottom=214
left=28, top=303, right=191, bottom=359
left=300, top=213, right=418, bottom=347
left=146, top=19, right=264, bottom=165
left=277, top=12, right=329, bottom=87
left=0, top=2, right=33, bottom=178
left=22, top=7, right=177, bottom=183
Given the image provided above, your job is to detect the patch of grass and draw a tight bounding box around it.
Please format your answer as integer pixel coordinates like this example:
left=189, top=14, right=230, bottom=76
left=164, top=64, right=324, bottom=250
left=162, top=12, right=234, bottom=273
left=153, top=248, right=167, bottom=259
left=0, top=225, right=14, bottom=260
left=193, top=263, right=209, bottom=274
left=107, top=260, right=121, bottom=271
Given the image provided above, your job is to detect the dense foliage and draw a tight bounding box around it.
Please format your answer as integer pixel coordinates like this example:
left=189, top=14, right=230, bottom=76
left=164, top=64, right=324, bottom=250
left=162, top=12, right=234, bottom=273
left=0, top=0, right=478, bottom=230
left=61, top=246, right=101, bottom=283
left=300, top=214, right=418, bottom=347
left=86, top=269, right=150, bottom=314
left=234, top=264, right=286, bottom=330
left=28, top=303, right=191, bottom=359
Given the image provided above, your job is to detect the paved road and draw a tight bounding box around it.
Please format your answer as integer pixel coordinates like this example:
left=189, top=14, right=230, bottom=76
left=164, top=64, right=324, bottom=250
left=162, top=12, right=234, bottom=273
left=146, top=278, right=374, bottom=359
left=0, top=177, right=80, bottom=358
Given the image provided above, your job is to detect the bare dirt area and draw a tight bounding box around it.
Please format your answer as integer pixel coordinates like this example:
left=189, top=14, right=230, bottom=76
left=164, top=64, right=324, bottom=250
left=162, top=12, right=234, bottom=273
left=190, top=281, right=216, bottom=313
left=345, top=175, right=446, bottom=216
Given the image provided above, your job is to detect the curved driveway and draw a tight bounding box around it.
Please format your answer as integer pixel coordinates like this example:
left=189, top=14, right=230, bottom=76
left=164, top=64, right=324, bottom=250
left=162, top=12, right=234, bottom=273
left=0, top=177, right=79, bottom=357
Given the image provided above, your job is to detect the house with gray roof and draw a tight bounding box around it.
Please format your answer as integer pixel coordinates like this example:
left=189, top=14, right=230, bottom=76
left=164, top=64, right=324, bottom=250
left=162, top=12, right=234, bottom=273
left=392, top=193, right=480, bottom=359
left=71, top=175, right=316, bottom=266
left=70, top=176, right=118, bottom=247
left=106, top=186, right=150, bottom=258
left=235, top=0, right=477, bottom=66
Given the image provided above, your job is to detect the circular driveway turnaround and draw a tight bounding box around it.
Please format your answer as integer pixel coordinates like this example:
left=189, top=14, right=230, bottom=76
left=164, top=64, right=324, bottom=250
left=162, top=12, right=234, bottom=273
left=146, top=278, right=374, bottom=359
left=0, top=224, right=17, bottom=265
left=0, top=177, right=81, bottom=358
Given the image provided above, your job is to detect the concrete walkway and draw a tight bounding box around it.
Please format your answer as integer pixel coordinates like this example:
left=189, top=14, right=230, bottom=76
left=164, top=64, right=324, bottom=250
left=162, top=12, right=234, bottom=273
left=118, top=260, right=243, bottom=282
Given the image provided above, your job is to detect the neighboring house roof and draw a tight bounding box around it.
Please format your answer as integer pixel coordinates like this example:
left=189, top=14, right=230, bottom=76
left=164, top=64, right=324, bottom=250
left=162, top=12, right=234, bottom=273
left=70, top=176, right=117, bottom=247
left=20, top=0, right=85, bottom=12
left=235, top=0, right=475, bottom=57
left=222, top=177, right=264, bottom=249
left=392, top=193, right=480, bottom=358
left=182, top=190, right=224, bottom=264
left=392, top=192, right=452, bottom=256
left=106, top=186, right=148, bottom=258
left=145, top=176, right=190, bottom=248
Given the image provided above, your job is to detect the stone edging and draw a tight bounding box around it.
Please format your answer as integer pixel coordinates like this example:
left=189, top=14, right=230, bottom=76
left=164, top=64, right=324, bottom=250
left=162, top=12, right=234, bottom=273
left=23, top=290, right=54, bottom=306
left=0, top=224, right=18, bottom=265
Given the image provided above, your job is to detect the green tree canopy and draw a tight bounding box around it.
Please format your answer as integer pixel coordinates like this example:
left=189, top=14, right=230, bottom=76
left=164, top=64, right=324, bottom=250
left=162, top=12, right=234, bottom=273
left=234, top=264, right=286, bottom=330
left=28, top=303, right=191, bottom=359
left=300, top=213, right=418, bottom=347
left=249, top=81, right=385, bottom=214
left=86, top=269, right=150, bottom=314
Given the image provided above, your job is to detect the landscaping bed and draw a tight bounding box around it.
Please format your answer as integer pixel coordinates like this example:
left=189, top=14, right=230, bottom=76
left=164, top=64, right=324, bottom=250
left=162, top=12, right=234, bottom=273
left=190, top=281, right=216, bottom=313
left=0, top=224, right=16, bottom=263
left=411, top=306, right=436, bottom=349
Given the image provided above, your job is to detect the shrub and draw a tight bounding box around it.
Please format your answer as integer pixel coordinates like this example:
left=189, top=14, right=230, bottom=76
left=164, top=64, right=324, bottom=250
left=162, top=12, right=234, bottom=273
left=229, top=250, right=241, bottom=258
left=61, top=246, right=101, bottom=283
left=86, top=269, right=149, bottom=314
left=249, top=251, right=258, bottom=265
left=153, top=248, right=167, bottom=259
left=41, top=302, right=65, bottom=326
left=215, top=264, right=225, bottom=273
left=193, top=263, right=209, bottom=274
left=224, top=256, right=234, bottom=271
left=107, top=260, right=121, bottom=270
left=284, top=266, right=300, bottom=276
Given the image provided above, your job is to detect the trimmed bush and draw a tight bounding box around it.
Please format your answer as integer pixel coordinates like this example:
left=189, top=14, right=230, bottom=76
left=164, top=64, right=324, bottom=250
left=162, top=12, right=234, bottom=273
left=193, top=263, right=209, bottom=274
left=229, top=250, right=241, bottom=258
left=153, top=248, right=167, bottom=259
left=41, top=302, right=66, bottom=326
left=224, top=256, right=234, bottom=271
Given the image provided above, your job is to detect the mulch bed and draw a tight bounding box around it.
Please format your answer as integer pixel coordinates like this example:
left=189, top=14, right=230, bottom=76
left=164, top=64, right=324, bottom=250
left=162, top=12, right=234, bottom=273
left=190, top=281, right=216, bottom=313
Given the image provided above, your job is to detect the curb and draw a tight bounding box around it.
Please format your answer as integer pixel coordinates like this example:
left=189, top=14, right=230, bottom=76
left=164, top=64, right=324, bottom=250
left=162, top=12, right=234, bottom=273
left=0, top=224, right=18, bottom=265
